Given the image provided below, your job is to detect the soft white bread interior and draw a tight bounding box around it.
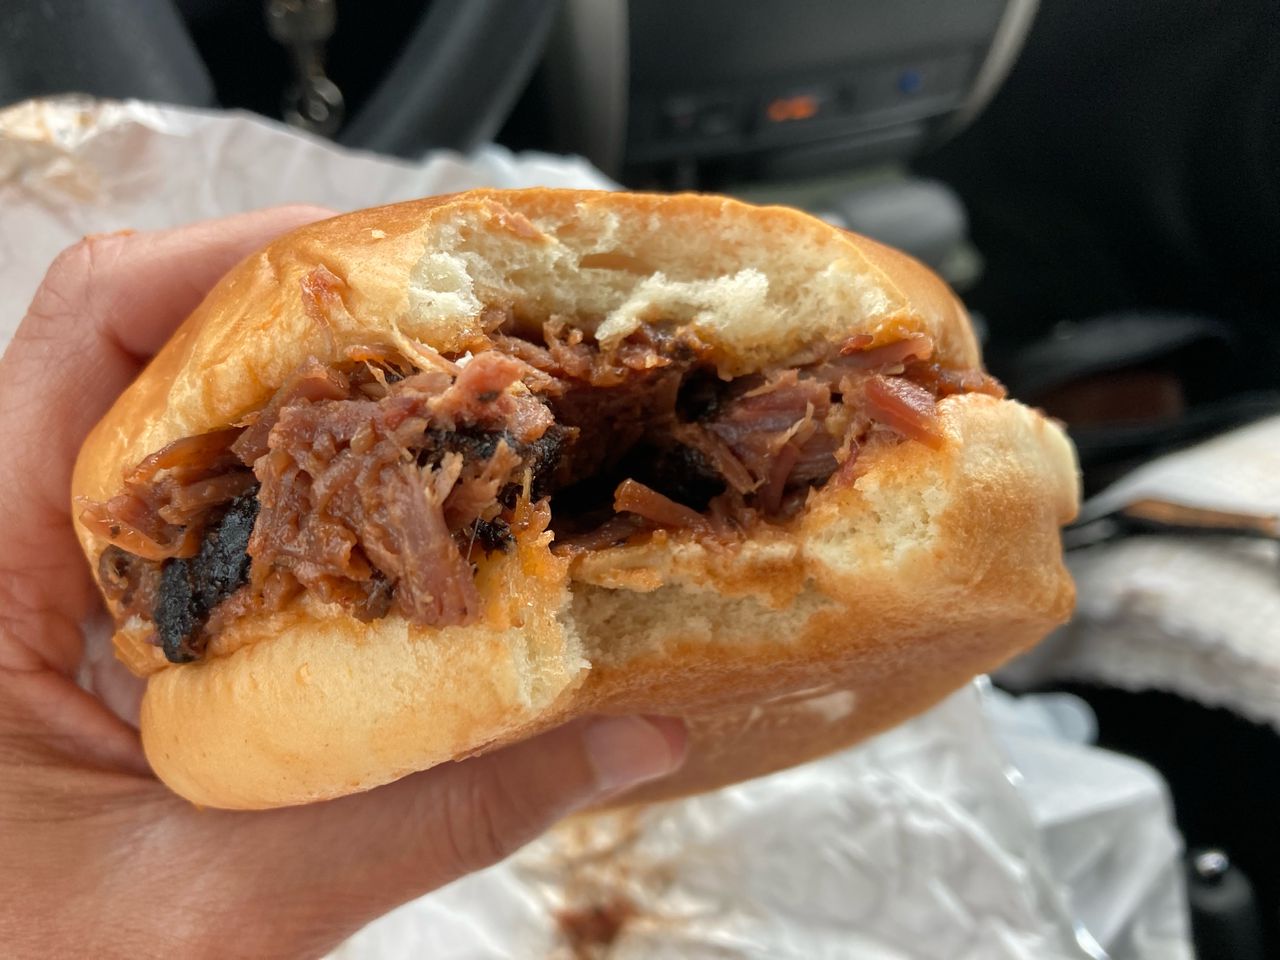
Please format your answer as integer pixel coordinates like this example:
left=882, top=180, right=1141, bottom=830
left=72, top=190, right=1079, bottom=809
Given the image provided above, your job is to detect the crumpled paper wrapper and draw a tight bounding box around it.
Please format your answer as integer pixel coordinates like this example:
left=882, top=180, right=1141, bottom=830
left=0, top=97, right=1190, bottom=960
left=333, top=685, right=1190, bottom=960
left=1004, top=416, right=1280, bottom=730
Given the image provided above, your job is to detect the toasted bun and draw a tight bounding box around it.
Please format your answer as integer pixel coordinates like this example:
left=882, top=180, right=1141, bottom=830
left=72, top=190, right=1079, bottom=809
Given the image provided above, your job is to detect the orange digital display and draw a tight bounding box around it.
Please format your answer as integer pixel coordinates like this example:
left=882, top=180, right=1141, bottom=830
left=765, top=94, right=820, bottom=123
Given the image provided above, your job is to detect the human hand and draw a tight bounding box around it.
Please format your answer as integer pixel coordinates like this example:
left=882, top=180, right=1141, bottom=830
left=0, top=208, right=685, bottom=960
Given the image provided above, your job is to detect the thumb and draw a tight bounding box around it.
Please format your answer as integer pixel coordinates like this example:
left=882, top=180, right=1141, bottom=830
left=181, top=715, right=685, bottom=955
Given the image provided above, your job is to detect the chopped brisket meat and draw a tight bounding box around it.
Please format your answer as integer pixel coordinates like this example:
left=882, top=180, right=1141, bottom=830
left=248, top=351, right=555, bottom=628
left=668, top=422, right=754, bottom=495
left=80, top=429, right=250, bottom=561
left=704, top=371, right=833, bottom=497
left=231, top=359, right=351, bottom=464
left=85, top=319, right=1003, bottom=664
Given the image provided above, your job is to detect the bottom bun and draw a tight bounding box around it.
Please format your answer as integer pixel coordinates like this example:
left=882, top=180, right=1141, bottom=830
left=137, top=392, right=1077, bottom=809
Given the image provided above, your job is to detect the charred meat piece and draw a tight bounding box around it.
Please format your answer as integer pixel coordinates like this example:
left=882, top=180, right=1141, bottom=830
left=467, top=517, right=514, bottom=555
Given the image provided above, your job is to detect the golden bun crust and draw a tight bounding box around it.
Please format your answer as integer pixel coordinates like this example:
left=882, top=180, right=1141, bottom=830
left=72, top=190, right=1078, bottom=809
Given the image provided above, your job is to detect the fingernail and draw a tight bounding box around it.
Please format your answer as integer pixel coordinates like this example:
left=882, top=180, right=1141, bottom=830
left=582, top=715, right=686, bottom=795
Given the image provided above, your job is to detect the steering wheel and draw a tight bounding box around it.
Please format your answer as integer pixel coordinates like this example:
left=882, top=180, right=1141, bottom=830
left=0, top=0, right=561, bottom=158
left=336, top=0, right=560, bottom=156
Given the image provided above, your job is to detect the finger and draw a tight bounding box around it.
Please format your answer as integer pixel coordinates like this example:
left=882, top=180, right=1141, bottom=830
left=0, top=206, right=334, bottom=650
left=176, top=716, right=686, bottom=957
left=83, top=610, right=146, bottom=729
left=1, top=205, right=334, bottom=530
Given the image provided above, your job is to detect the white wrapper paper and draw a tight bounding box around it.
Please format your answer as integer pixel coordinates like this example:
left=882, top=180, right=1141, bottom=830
left=0, top=97, right=1190, bottom=960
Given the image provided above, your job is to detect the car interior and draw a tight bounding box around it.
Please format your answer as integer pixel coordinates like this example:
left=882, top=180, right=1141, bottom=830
left=3, top=1, right=1277, bottom=955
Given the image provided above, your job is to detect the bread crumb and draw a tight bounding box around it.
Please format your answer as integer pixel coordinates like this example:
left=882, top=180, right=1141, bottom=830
left=371, top=229, right=387, bottom=239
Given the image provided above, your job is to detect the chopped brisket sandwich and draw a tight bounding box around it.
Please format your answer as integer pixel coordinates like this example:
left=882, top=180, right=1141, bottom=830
left=73, top=190, right=1079, bottom=810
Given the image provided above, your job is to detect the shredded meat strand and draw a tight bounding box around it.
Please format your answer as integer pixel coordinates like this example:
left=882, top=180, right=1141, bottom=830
left=123, top=429, right=241, bottom=486
left=864, top=375, right=946, bottom=449
left=614, top=479, right=711, bottom=532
